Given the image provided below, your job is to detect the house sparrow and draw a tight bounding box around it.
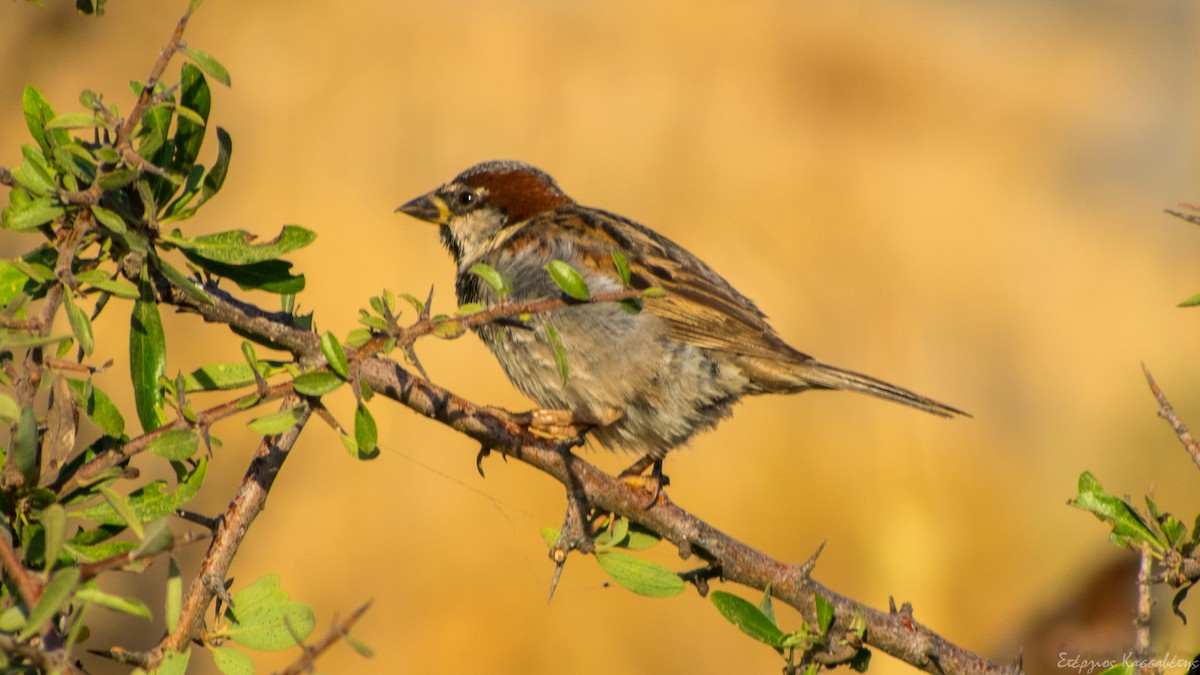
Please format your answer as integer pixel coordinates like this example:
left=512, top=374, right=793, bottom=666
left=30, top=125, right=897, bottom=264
left=398, top=160, right=966, bottom=460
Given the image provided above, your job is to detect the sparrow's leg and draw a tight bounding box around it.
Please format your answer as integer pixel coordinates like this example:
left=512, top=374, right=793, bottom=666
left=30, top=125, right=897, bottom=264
left=618, top=455, right=669, bottom=506
left=502, top=405, right=623, bottom=441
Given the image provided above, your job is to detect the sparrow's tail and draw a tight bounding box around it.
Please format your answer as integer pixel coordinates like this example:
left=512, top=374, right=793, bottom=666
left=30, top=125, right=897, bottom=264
left=742, top=355, right=969, bottom=418
left=796, top=361, right=969, bottom=418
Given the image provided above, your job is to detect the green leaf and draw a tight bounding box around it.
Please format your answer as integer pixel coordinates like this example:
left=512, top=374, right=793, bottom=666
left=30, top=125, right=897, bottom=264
left=211, top=646, right=255, bottom=675
left=19, top=567, right=80, bottom=640
left=130, top=517, right=174, bottom=558
left=174, top=63, right=211, bottom=173
left=181, top=361, right=283, bottom=391
left=66, top=378, right=125, bottom=437
left=3, top=196, right=64, bottom=231
left=224, top=575, right=314, bottom=651
left=14, top=246, right=56, bottom=280
left=130, top=274, right=167, bottom=432
left=321, top=332, right=350, bottom=378
left=11, top=403, right=39, bottom=483
left=1096, top=664, right=1136, bottom=675
left=430, top=316, right=464, bottom=338
left=41, top=504, right=67, bottom=572
left=399, top=292, right=425, bottom=314
left=173, top=457, right=208, bottom=510
left=74, top=0, right=107, bottom=16
left=247, top=405, right=307, bottom=435
left=73, top=462, right=205, bottom=528
left=44, top=112, right=102, bottom=130
left=468, top=263, right=513, bottom=296
left=166, top=558, right=182, bottom=634
left=1071, top=471, right=1162, bottom=551
left=226, top=601, right=315, bottom=651
left=64, top=289, right=95, bottom=355
left=167, top=225, right=316, bottom=265
left=292, top=370, right=343, bottom=397
left=54, top=144, right=98, bottom=185
left=23, top=85, right=66, bottom=154
left=93, top=146, right=119, bottom=164
left=539, top=527, right=560, bottom=547
left=63, top=539, right=135, bottom=564
left=339, top=433, right=360, bottom=458
left=1171, top=585, right=1193, bottom=623
left=139, top=95, right=177, bottom=208
left=75, top=585, right=152, bottom=619
left=89, top=205, right=127, bottom=234
left=0, top=607, right=25, bottom=632
left=544, top=259, right=591, bottom=300
left=345, top=328, right=372, bottom=348
left=612, top=250, right=632, bottom=287
left=146, top=429, right=200, bottom=461
left=594, top=551, right=685, bottom=598
left=345, top=635, right=375, bottom=659
left=185, top=254, right=305, bottom=294
left=0, top=332, right=73, bottom=350
left=814, top=593, right=835, bottom=635
left=757, top=585, right=777, bottom=627
left=200, top=127, right=233, bottom=205
left=543, top=321, right=569, bottom=384
left=354, top=403, right=378, bottom=457
left=96, top=168, right=140, bottom=191
left=594, top=517, right=630, bottom=550
left=100, top=487, right=144, bottom=538
left=173, top=104, right=205, bottom=128
left=75, top=269, right=138, bottom=299
left=13, top=146, right=57, bottom=195
left=0, top=261, right=32, bottom=306
left=0, top=393, right=17, bottom=424
left=1179, top=292, right=1200, bottom=308
left=157, top=649, right=191, bottom=675
left=1161, top=515, right=1186, bottom=548
left=710, top=590, right=786, bottom=648
left=621, top=522, right=662, bottom=551
left=179, top=46, right=232, bottom=87
left=241, top=341, right=260, bottom=368
left=152, top=254, right=213, bottom=305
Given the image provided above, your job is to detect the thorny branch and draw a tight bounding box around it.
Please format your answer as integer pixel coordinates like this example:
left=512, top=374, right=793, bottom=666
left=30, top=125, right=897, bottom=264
left=161, top=397, right=311, bottom=657
left=150, top=258, right=1017, bottom=675
left=1142, top=363, right=1200, bottom=472
left=110, top=397, right=312, bottom=669
left=276, top=601, right=373, bottom=675
left=1134, top=545, right=1152, bottom=663
left=1141, top=365, right=1200, bottom=593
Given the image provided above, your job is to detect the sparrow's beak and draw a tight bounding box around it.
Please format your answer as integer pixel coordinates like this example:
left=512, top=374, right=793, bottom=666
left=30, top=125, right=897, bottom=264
left=396, top=192, right=450, bottom=225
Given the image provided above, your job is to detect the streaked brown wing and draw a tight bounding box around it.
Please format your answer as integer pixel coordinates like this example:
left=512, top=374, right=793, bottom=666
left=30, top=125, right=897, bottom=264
left=563, top=206, right=809, bottom=363
left=645, top=270, right=807, bottom=362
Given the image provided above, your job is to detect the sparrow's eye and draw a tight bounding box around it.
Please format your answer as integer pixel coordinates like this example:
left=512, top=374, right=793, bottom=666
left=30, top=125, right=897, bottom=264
left=457, top=190, right=478, bottom=207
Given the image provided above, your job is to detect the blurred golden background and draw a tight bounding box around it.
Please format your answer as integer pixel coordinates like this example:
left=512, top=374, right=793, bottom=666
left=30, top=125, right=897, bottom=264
left=3, top=1, right=1200, bottom=673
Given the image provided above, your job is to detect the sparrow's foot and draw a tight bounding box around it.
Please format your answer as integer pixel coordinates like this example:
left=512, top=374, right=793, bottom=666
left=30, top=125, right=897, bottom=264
left=618, top=454, right=670, bottom=507
left=517, top=408, right=584, bottom=441
left=506, top=405, right=623, bottom=443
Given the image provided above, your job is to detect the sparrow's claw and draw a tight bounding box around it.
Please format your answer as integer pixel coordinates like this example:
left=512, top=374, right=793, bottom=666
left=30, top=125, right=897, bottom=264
left=504, top=408, right=583, bottom=441
left=618, top=454, right=669, bottom=507
left=507, top=405, right=623, bottom=444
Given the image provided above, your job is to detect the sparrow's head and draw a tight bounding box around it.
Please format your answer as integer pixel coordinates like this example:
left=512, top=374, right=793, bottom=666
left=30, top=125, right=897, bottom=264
left=397, top=160, right=573, bottom=265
